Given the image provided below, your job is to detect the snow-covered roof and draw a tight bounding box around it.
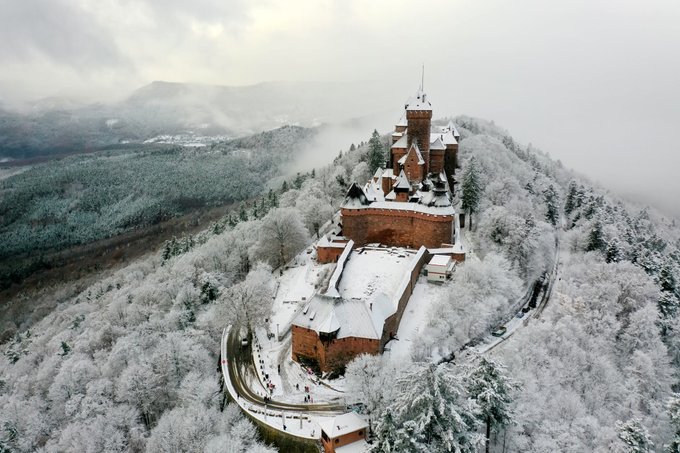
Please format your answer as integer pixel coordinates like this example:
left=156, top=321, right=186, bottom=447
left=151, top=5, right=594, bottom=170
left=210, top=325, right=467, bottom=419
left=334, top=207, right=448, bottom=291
left=335, top=441, right=370, bottom=453
left=294, top=248, right=422, bottom=340
left=431, top=130, right=457, bottom=146
left=396, top=113, right=408, bottom=127
left=325, top=240, right=354, bottom=298
left=318, top=413, right=368, bottom=439
left=385, top=190, right=396, bottom=200
left=342, top=183, right=370, bottom=208
left=317, top=310, right=340, bottom=333
left=405, top=90, right=432, bottom=111
left=318, top=234, right=348, bottom=248
left=373, top=167, right=383, bottom=179
left=394, top=170, right=411, bottom=190
left=429, top=254, right=452, bottom=267
left=381, top=168, right=394, bottom=179
left=447, top=120, right=460, bottom=138
left=343, top=200, right=455, bottom=216
left=391, top=134, right=408, bottom=149
left=430, top=136, right=446, bottom=151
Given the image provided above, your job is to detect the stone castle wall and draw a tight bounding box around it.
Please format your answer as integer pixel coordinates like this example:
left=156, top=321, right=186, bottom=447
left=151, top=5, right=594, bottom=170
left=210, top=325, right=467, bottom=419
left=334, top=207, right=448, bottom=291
left=291, top=325, right=380, bottom=373
left=341, top=207, right=453, bottom=249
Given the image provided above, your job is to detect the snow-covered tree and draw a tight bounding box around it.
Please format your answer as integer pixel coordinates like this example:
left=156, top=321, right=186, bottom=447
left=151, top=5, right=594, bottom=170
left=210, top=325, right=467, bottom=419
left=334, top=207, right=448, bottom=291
left=345, top=354, right=398, bottom=435
left=615, top=418, right=653, bottom=453
left=466, top=357, right=520, bottom=453
left=461, top=156, right=482, bottom=230
left=668, top=394, right=680, bottom=452
left=252, top=207, right=310, bottom=268
left=367, top=129, right=385, bottom=173
left=543, top=184, right=559, bottom=226
left=373, top=363, right=482, bottom=453
left=219, top=263, right=275, bottom=337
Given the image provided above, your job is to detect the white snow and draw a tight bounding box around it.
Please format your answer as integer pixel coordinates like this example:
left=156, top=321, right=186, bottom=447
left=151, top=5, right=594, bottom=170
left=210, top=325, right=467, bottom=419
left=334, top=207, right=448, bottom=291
left=384, top=276, right=447, bottom=362
left=318, top=412, right=368, bottom=438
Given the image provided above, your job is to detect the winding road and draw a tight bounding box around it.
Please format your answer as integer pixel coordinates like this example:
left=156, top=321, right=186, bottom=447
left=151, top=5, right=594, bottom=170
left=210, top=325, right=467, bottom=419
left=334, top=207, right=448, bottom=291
left=222, top=325, right=345, bottom=414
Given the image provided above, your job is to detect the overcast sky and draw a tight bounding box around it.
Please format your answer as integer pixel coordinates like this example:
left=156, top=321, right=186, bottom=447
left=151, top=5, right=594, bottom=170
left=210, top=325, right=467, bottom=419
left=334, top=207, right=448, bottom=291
left=1, top=0, right=679, bottom=217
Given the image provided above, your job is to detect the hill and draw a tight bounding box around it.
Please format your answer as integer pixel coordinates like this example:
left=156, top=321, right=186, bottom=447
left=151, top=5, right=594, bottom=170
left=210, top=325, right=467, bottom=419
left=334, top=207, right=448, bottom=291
left=2, top=115, right=680, bottom=452
left=0, top=80, right=395, bottom=161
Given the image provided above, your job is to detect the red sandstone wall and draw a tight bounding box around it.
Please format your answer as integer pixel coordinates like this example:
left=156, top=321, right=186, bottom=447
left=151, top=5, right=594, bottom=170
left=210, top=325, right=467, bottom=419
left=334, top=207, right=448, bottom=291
left=322, top=430, right=368, bottom=453
left=341, top=208, right=453, bottom=249
left=430, top=150, right=445, bottom=175
left=407, top=110, right=432, bottom=173
left=292, top=325, right=379, bottom=372
left=317, top=246, right=344, bottom=264
left=403, top=151, right=423, bottom=183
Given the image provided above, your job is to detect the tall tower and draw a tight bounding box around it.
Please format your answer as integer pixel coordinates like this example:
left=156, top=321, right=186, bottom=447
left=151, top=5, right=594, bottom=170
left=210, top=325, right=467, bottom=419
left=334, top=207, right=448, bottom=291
left=405, top=90, right=432, bottom=175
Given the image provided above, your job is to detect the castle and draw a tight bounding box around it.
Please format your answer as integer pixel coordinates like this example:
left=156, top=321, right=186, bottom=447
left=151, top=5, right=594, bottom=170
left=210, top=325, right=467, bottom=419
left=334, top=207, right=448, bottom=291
left=293, top=89, right=465, bottom=372
left=339, top=89, right=460, bottom=251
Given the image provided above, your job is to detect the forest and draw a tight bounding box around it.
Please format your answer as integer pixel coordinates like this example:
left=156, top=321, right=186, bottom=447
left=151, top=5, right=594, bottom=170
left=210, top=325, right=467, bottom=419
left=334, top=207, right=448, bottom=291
left=0, top=125, right=315, bottom=288
left=1, top=117, right=680, bottom=452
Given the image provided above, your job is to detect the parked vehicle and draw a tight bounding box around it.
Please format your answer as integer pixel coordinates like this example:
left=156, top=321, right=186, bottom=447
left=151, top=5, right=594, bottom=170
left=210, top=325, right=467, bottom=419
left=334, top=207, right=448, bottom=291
left=492, top=326, right=507, bottom=337
left=515, top=311, right=525, bottom=318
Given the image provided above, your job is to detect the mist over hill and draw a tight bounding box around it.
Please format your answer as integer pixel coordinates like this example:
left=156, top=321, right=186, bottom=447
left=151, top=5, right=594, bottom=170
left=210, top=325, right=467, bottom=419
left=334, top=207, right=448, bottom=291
left=0, top=80, right=399, bottom=161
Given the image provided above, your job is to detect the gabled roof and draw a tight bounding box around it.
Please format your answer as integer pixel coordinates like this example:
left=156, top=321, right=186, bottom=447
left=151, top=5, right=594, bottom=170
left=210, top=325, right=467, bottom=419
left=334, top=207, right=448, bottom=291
left=430, top=136, right=446, bottom=150
left=318, top=413, right=368, bottom=439
left=432, top=130, right=457, bottom=146
left=447, top=120, right=460, bottom=138
left=373, top=167, right=383, bottom=179
left=390, top=134, right=408, bottom=149
left=396, top=113, right=407, bottom=127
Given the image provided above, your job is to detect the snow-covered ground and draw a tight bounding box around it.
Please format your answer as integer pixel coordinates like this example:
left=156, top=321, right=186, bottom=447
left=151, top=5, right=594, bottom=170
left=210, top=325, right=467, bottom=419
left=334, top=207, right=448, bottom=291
left=384, top=276, right=448, bottom=362
left=143, top=133, right=231, bottom=147
left=250, top=250, right=344, bottom=404
left=221, top=328, right=351, bottom=442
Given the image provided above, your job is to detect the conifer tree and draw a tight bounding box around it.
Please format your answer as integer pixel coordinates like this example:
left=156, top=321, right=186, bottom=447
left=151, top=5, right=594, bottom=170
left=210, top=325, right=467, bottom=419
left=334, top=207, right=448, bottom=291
left=374, top=364, right=481, bottom=453
left=543, top=184, right=559, bottom=226
left=564, top=180, right=578, bottom=214
left=586, top=221, right=605, bottom=252
left=367, top=129, right=385, bottom=174
left=606, top=237, right=622, bottom=263
left=615, top=418, right=653, bottom=453
left=238, top=203, right=248, bottom=222
left=466, top=357, right=520, bottom=453
left=667, top=394, right=680, bottom=452
left=461, top=157, right=482, bottom=230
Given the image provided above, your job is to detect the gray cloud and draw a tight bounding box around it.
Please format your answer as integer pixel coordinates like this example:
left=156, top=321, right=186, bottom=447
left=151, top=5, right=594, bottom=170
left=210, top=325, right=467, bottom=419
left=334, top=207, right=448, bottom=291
left=0, top=0, right=678, bottom=217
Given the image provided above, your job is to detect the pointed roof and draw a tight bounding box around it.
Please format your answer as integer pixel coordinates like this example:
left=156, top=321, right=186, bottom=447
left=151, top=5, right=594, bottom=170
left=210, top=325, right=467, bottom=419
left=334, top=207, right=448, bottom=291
left=342, top=183, right=370, bottom=207
left=394, top=169, right=411, bottom=191
left=373, top=167, right=383, bottom=179
left=396, top=113, right=407, bottom=127
left=398, top=141, right=425, bottom=165
left=405, top=89, right=432, bottom=111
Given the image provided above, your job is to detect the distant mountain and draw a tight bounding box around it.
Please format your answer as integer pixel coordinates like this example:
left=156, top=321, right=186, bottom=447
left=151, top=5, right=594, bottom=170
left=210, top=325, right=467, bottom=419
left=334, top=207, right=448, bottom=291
left=0, top=80, right=398, bottom=160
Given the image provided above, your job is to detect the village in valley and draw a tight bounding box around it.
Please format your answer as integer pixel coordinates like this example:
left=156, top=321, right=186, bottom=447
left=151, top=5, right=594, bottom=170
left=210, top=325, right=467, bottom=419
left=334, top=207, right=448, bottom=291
left=222, top=87, right=542, bottom=452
